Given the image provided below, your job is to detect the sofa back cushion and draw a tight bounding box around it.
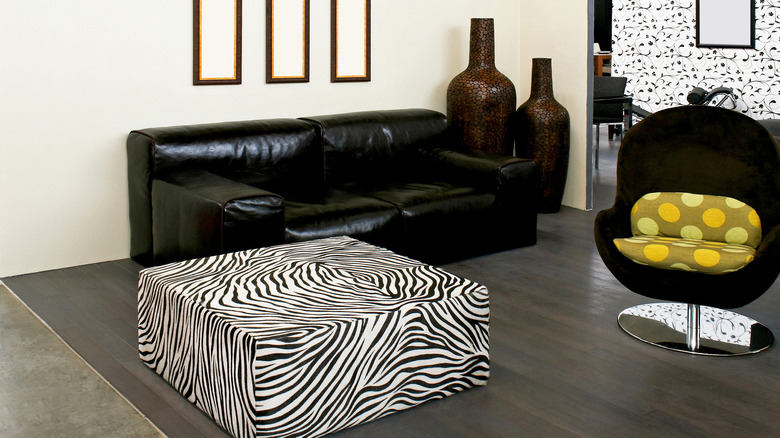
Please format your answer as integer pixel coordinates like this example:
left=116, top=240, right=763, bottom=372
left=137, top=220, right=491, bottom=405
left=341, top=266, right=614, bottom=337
left=130, top=118, right=322, bottom=190
left=301, top=109, right=448, bottom=186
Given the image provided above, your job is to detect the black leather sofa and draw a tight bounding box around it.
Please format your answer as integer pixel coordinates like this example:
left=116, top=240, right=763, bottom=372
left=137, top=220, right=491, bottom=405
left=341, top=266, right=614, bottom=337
left=128, top=108, right=537, bottom=266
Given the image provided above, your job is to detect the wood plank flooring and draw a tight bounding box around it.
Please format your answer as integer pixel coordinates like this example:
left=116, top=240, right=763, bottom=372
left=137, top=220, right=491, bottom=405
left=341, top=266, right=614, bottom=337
left=3, top=137, right=779, bottom=437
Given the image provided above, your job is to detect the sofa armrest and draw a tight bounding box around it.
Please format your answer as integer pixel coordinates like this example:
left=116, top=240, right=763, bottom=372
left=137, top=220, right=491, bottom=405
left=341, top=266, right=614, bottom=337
left=421, top=148, right=533, bottom=190
left=151, top=170, right=285, bottom=265
left=422, top=148, right=538, bottom=246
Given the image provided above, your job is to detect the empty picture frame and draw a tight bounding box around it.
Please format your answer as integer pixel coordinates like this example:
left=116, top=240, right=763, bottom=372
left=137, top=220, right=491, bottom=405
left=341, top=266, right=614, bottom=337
left=193, top=0, right=242, bottom=85
left=696, top=0, right=755, bottom=49
left=266, top=0, right=310, bottom=83
left=331, top=0, right=371, bottom=82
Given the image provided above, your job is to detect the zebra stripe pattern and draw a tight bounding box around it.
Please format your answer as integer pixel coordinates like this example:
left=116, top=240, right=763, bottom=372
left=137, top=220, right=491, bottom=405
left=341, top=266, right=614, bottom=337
left=138, top=236, right=489, bottom=438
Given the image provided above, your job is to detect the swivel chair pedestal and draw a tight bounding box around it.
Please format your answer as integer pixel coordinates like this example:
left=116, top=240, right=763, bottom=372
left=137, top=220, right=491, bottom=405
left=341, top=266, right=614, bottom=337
left=618, top=302, right=774, bottom=356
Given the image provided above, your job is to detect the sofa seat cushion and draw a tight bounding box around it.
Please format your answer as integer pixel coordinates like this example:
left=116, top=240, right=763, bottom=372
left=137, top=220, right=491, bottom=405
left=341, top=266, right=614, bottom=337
left=364, top=181, right=494, bottom=222
left=614, top=235, right=756, bottom=274
left=359, top=181, right=497, bottom=262
left=284, top=188, right=403, bottom=247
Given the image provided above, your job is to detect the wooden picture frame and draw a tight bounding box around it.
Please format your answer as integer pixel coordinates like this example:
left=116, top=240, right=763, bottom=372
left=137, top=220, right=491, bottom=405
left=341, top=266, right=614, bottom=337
left=696, top=0, right=755, bottom=49
left=194, top=0, right=242, bottom=85
left=266, top=0, right=310, bottom=83
left=331, top=0, right=371, bottom=82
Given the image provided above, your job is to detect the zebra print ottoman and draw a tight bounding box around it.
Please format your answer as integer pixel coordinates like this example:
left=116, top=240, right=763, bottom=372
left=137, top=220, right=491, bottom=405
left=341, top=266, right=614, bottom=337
left=138, top=236, right=489, bottom=438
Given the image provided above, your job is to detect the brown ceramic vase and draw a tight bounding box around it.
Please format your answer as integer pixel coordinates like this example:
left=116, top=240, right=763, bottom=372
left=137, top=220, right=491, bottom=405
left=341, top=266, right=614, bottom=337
left=446, top=18, right=516, bottom=155
left=515, top=58, right=570, bottom=213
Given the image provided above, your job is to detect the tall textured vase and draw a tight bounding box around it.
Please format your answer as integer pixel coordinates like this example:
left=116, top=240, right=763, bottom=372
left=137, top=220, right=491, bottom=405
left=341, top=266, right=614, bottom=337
left=515, top=58, right=570, bottom=213
left=446, top=18, right=516, bottom=155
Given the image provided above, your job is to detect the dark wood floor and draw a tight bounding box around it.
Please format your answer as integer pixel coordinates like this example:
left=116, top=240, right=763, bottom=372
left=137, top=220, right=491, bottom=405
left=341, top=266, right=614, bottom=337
left=4, top=139, right=779, bottom=437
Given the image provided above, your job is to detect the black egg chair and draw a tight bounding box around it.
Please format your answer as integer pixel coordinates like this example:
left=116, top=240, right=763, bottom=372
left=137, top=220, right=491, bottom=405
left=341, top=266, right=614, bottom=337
left=595, top=105, right=780, bottom=356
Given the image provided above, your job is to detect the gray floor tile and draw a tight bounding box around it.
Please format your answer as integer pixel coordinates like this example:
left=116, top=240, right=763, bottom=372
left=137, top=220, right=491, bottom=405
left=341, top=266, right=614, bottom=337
left=0, top=284, right=164, bottom=438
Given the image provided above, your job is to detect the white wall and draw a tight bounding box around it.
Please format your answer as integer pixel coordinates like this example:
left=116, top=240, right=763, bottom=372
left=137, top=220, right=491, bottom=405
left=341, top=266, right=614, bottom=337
left=0, top=0, right=588, bottom=277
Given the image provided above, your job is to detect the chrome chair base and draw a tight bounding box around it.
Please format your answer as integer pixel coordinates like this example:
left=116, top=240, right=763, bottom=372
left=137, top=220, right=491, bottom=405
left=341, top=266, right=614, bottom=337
left=618, top=303, right=774, bottom=356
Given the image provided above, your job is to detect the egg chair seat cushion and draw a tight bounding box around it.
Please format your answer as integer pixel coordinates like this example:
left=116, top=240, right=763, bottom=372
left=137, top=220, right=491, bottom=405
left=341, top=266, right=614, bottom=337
left=614, top=235, right=756, bottom=274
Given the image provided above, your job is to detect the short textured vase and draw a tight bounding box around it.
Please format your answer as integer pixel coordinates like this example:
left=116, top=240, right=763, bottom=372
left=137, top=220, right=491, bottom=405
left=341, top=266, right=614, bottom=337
left=515, top=58, right=571, bottom=213
left=446, top=18, right=516, bottom=154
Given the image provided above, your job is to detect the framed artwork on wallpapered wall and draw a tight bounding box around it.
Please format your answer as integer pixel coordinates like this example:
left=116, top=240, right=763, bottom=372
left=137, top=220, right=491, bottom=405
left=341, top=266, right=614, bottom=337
left=331, top=0, right=371, bottom=82
left=266, top=0, right=310, bottom=83
left=193, top=0, right=242, bottom=85
left=696, top=0, right=755, bottom=49
left=613, top=0, right=778, bottom=118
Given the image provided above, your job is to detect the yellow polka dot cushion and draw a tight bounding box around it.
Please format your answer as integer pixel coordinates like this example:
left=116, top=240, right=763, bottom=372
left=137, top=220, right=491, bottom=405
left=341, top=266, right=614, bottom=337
left=614, top=192, right=762, bottom=274
left=630, top=192, right=762, bottom=246
left=614, top=236, right=756, bottom=274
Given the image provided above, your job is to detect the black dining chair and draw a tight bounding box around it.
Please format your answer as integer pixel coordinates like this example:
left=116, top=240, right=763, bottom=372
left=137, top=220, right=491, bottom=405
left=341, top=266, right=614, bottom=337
left=593, top=76, right=632, bottom=168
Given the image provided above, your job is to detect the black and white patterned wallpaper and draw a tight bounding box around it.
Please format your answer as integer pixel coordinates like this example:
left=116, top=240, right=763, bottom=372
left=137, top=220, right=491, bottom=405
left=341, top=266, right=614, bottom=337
left=612, top=0, right=779, bottom=119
